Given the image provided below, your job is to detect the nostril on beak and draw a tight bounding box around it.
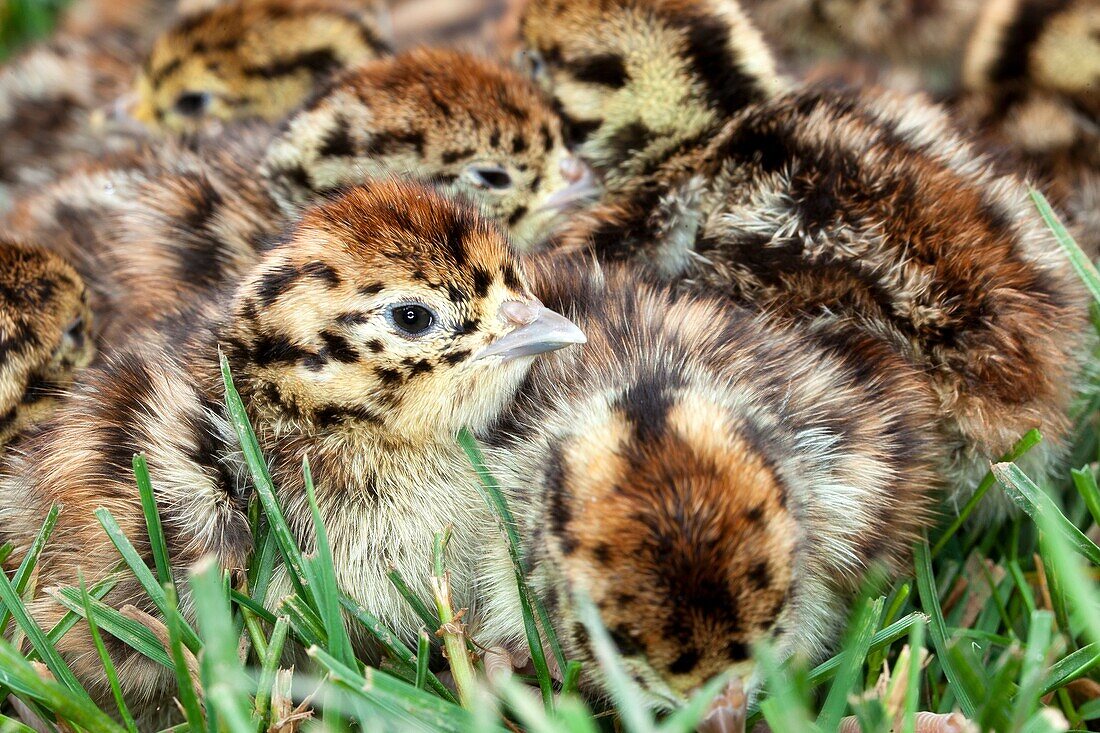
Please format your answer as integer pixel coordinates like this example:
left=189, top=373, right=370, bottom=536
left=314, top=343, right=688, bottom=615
left=501, top=299, right=541, bottom=327
left=560, top=156, right=587, bottom=184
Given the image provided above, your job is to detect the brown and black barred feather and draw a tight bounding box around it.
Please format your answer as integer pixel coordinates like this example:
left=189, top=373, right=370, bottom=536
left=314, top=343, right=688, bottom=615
left=0, top=238, right=93, bottom=447
left=6, top=49, right=577, bottom=346
left=955, top=0, right=1100, bottom=257
left=519, top=0, right=1091, bottom=515
left=478, top=254, right=940, bottom=708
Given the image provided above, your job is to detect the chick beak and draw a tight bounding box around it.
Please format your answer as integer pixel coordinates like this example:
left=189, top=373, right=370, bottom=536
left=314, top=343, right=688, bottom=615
left=539, top=156, right=599, bottom=214
left=698, top=677, right=747, bottom=733
left=476, top=299, right=586, bottom=362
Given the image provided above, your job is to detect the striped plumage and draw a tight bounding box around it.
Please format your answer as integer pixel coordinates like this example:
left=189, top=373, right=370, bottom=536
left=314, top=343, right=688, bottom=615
left=477, top=254, right=939, bottom=709
left=519, top=0, right=1090, bottom=514
left=0, top=0, right=389, bottom=213
left=0, top=181, right=582, bottom=718
left=0, top=238, right=94, bottom=447
left=131, top=0, right=392, bottom=134
left=5, top=49, right=579, bottom=347
left=956, top=0, right=1100, bottom=257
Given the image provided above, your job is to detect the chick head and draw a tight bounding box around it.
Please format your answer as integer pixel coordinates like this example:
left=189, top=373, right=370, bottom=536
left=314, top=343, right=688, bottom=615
left=131, top=0, right=392, bottom=135
left=262, top=48, right=595, bottom=250
left=518, top=0, right=784, bottom=184
left=227, top=180, right=585, bottom=441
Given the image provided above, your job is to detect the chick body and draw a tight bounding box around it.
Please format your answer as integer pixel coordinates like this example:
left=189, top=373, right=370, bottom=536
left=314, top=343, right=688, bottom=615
left=476, top=254, right=939, bottom=708
left=520, top=0, right=1090, bottom=512
left=0, top=181, right=577, bottom=717
left=0, top=237, right=94, bottom=447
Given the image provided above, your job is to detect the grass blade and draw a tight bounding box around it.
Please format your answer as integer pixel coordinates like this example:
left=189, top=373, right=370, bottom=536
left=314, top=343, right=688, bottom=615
left=0, top=505, right=60, bottom=634
left=459, top=428, right=558, bottom=707
left=1030, top=188, right=1100, bottom=304
left=219, top=352, right=311, bottom=604
left=915, top=539, right=979, bottom=718
left=992, top=463, right=1100, bottom=565
left=300, top=457, right=355, bottom=668
left=94, top=508, right=202, bottom=651
left=133, top=454, right=174, bottom=589
left=78, top=577, right=137, bottom=733
left=817, top=595, right=884, bottom=729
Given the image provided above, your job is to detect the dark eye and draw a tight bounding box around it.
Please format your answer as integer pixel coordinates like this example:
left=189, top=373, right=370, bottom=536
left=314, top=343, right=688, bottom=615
left=465, top=164, right=514, bottom=191
left=390, top=304, right=435, bottom=335
left=174, top=91, right=211, bottom=117
left=516, top=49, right=546, bottom=81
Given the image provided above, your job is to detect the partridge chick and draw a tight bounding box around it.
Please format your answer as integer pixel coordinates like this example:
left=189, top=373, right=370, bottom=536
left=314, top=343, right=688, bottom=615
left=956, top=0, right=1100, bottom=257
left=7, top=48, right=584, bottom=344
left=0, top=0, right=390, bottom=211
left=476, top=255, right=939, bottom=711
left=0, top=180, right=584, bottom=717
left=518, top=0, right=1090, bottom=512
left=0, top=237, right=94, bottom=447
left=130, top=0, right=392, bottom=135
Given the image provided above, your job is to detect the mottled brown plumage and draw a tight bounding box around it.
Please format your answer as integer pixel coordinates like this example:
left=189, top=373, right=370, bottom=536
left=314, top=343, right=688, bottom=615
left=956, top=0, right=1100, bottom=257
left=7, top=49, right=580, bottom=345
left=519, top=0, right=1090, bottom=513
left=0, top=181, right=582, bottom=720
left=0, top=0, right=389, bottom=212
left=0, top=237, right=94, bottom=447
left=131, top=0, right=392, bottom=134
left=478, top=254, right=939, bottom=708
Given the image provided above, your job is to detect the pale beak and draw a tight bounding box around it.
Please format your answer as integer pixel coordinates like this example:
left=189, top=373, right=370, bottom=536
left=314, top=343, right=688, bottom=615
left=698, top=677, right=747, bottom=733
left=475, top=299, right=586, bottom=362
left=538, top=156, right=600, bottom=214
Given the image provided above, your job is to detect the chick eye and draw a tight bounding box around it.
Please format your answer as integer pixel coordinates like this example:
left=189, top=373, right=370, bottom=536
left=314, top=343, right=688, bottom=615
left=390, top=304, right=435, bottom=335
left=173, top=91, right=211, bottom=117
left=516, top=49, right=547, bottom=81
left=465, top=164, right=514, bottom=191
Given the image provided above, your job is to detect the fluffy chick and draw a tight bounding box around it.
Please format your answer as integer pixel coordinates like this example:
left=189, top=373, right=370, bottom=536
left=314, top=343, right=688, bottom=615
left=519, top=0, right=1090, bottom=511
left=0, top=0, right=389, bottom=211
left=0, top=180, right=583, bottom=716
left=7, top=48, right=581, bottom=344
left=478, top=255, right=939, bottom=710
left=0, top=237, right=94, bottom=447
left=956, top=0, right=1100, bottom=257
left=130, top=0, right=392, bottom=135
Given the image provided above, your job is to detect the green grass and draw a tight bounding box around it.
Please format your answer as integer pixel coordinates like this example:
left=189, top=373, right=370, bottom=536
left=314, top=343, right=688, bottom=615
left=0, top=0, right=68, bottom=60
left=0, top=203, right=1098, bottom=732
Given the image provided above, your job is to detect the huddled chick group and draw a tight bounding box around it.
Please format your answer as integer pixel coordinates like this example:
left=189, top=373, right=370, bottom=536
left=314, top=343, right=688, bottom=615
left=0, top=0, right=1095, bottom=725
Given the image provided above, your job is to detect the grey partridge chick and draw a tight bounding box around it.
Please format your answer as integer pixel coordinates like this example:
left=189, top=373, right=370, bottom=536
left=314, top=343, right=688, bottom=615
left=518, top=0, right=1091, bottom=514
left=956, top=0, right=1100, bottom=257
left=6, top=48, right=585, bottom=345
left=0, top=180, right=584, bottom=717
left=0, top=237, right=94, bottom=447
left=0, top=0, right=390, bottom=212
left=475, top=254, right=939, bottom=711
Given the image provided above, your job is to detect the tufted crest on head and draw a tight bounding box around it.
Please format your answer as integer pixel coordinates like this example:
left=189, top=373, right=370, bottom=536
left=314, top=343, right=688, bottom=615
left=261, top=48, right=582, bottom=248
left=132, top=0, right=392, bottom=134
left=224, top=180, right=584, bottom=441
left=543, top=378, right=797, bottom=703
left=0, top=238, right=94, bottom=445
left=518, top=0, right=786, bottom=182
